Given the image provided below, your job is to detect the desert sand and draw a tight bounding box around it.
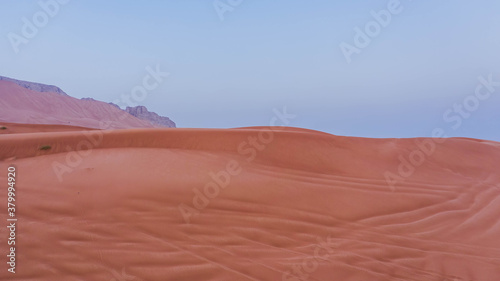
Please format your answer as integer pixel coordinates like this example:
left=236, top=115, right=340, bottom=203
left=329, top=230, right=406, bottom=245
left=1, top=123, right=500, bottom=281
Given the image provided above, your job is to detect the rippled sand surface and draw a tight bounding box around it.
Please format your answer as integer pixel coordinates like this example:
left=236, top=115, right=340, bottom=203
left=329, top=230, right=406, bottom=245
left=1, top=124, right=499, bottom=280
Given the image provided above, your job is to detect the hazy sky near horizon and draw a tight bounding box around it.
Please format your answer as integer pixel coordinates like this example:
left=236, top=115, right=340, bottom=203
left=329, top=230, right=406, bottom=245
left=1, top=0, right=500, bottom=140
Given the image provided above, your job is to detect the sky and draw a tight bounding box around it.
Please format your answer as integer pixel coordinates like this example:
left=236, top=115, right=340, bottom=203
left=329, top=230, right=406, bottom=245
left=1, top=0, right=500, bottom=141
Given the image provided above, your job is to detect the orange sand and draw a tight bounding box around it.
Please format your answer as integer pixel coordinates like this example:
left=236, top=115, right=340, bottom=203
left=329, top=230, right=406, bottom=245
left=0, top=123, right=499, bottom=280
left=0, top=122, right=95, bottom=134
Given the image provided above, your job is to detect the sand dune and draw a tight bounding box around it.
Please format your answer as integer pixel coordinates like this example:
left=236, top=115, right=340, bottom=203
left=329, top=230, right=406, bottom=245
left=0, top=122, right=95, bottom=134
left=1, top=123, right=499, bottom=280
left=0, top=80, right=154, bottom=129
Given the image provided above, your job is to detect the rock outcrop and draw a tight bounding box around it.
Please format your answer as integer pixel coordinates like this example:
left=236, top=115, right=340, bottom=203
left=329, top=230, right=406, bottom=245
left=125, top=106, right=176, bottom=128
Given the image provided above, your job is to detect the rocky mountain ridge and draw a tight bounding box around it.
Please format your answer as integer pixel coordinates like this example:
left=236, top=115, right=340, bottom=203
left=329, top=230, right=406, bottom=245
left=124, top=105, right=176, bottom=128
left=0, top=75, right=175, bottom=128
left=0, top=75, right=67, bottom=96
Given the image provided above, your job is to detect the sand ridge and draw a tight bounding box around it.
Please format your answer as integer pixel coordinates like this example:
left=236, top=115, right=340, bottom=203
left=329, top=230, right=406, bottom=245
left=0, top=124, right=499, bottom=280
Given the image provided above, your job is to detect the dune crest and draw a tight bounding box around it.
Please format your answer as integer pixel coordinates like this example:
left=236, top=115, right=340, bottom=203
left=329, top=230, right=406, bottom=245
left=0, top=123, right=499, bottom=280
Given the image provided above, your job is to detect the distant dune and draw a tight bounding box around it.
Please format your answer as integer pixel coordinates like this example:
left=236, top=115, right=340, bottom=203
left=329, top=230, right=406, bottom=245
left=0, top=123, right=499, bottom=280
left=0, top=122, right=95, bottom=134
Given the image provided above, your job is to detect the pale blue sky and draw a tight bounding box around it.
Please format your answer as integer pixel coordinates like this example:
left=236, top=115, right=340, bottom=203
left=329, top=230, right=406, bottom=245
left=1, top=0, right=500, bottom=140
